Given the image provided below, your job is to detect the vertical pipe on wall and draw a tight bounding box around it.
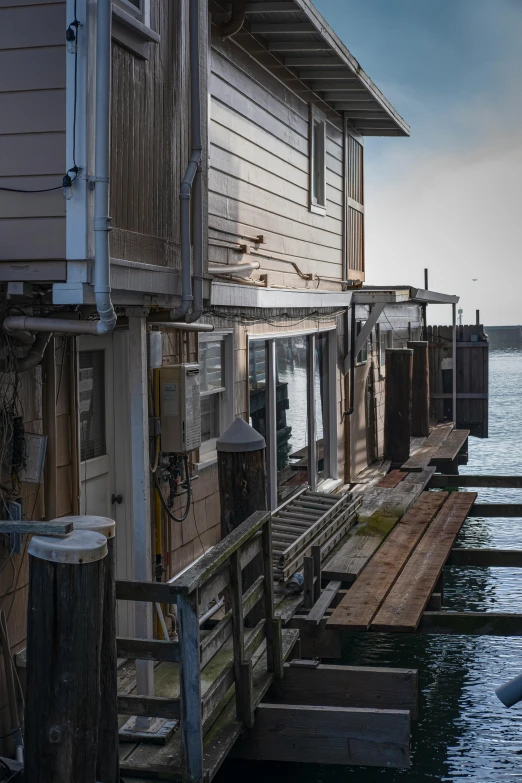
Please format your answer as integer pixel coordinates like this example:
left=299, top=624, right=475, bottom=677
left=128, top=317, right=154, bottom=701
left=307, top=334, right=317, bottom=491
left=43, top=338, right=57, bottom=520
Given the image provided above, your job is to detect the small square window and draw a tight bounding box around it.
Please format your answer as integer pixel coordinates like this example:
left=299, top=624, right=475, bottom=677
left=310, top=109, right=326, bottom=214
left=356, top=321, right=368, bottom=365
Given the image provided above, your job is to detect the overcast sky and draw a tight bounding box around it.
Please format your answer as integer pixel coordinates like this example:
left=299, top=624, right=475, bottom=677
left=314, top=0, right=522, bottom=325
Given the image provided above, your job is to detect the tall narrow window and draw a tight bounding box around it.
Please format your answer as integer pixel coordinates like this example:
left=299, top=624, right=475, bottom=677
left=356, top=321, right=368, bottom=365
left=310, top=108, right=326, bottom=214
left=79, top=350, right=106, bottom=461
left=346, top=127, right=365, bottom=274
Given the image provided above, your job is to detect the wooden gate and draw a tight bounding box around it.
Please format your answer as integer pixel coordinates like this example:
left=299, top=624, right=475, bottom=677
left=428, top=325, right=488, bottom=438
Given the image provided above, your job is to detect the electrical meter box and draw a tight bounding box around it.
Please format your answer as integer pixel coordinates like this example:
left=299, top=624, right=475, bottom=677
left=159, top=364, right=201, bottom=453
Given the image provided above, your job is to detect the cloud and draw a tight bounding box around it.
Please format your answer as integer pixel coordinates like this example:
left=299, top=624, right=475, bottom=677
left=359, top=1, right=522, bottom=325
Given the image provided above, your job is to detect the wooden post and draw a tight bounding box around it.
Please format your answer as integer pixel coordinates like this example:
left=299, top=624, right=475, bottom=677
left=25, top=530, right=107, bottom=783
left=312, top=545, right=322, bottom=603
left=303, top=556, right=314, bottom=610
left=261, top=519, right=276, bottom=673
left=230, top=550, right=254, bottom=728
left=128, top=315, right=154, bottom=699
left=476, top=310, right=480, bottom=326
left=66, top=515, right=118, bottom=783
left=178, top=591, right=203, bottom=783
left=407, top=341, right=430, bottom=437
left=384, top=349, right=413, bottom=464
left=217, top=417, right=267, bottom=537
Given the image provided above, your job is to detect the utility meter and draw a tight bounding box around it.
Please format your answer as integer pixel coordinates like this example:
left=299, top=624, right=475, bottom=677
left=159, top=364, right=201, bottom=453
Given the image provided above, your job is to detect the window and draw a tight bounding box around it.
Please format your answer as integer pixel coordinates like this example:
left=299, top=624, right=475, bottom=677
left=379, top=327, right=392, bottom=369
left=310, top=108, right=326, bottom=214
left=346, top=126, right=365, bottom=274
left=114, top=0, right=149, bottom=25
left=79, top=350, right=106, bottom=461
left=248, top=330, right=337, bottom=509
left=356, top=321, right=368, bottom=365
left=199, top=333, right=233, bottom=459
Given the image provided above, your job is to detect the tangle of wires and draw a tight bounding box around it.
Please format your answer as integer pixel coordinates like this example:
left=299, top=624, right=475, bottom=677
left=204, top=306, right=346, bottom=329
left=0, top=758, right=22, bottom=782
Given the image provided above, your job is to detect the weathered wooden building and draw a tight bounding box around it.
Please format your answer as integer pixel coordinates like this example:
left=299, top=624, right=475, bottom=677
left=0, top=0, right=464, bottom=769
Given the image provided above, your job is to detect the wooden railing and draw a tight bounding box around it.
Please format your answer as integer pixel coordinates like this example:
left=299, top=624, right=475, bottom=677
left=115, top=510, right=282, bottom=783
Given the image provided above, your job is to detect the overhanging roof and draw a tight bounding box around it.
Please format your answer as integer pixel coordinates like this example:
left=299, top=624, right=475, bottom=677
left=226, top=0, right=409, bottom=137
left=354, top=286, right=459, bottom=305
left=211, top=281, right=353, bottom=308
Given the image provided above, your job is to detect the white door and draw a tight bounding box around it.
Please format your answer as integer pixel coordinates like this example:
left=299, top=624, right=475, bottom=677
left=78, top=332, right=134, bottom=635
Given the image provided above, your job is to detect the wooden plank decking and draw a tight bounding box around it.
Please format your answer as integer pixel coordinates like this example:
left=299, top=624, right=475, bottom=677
left=371, top=492, right=477, bottom=632
left=327, top=492, right=448, bottom=631
left=400, top=422, right=454, bottom=472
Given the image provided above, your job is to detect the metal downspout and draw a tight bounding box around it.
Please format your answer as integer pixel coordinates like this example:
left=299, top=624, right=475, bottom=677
left=220, top=0, right=245, bottom=38
left=2, top=0, right=116, bottom=339
left=170, top=0, right=203, bottom=322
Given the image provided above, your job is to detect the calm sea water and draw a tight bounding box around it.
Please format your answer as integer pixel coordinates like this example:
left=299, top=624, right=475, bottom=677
left=219, top=348, right=522, bottom=783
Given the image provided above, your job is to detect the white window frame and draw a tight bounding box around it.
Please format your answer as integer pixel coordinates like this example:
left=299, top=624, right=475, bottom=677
left=198, top=331, right=234, bottom=463
left=356, top=320, right=368, bottom=365
left=248, top=328, right=338, bottom=511
left=310, top=106, right=327, bottom=215
left=378, top=326, right=392, bottom=374
left=114, top=0, right=150, bottom=27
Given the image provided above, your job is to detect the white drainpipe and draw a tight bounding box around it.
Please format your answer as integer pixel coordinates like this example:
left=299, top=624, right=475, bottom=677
left=3, top=0, right=116, bottom=339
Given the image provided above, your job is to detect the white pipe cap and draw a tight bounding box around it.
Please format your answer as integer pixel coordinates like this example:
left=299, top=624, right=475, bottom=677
left=55, top=515, right=116, bottom=540
left=28, top=530, right=108, bottom=564
left=216, top=416, right=266, bottom=453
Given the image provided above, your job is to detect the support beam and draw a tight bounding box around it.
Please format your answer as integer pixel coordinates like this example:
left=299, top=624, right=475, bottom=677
left=345, top=302, right=385, bottom=371
left=429, top=475, right=522, bottom=489
left=384, top=349, right=413, bottom=465
left=268, top=40, right=330, bottom=51
left=230, top=703, right=411, bottom=768
left=419, top=612, right=522, bottom=636
left=285, top=56, right=343, bottom=67
left=245, top=1, right=297, bottom=10
left=470, top=503, right=522, bottom=517
left=452, top=302, right=457, bottom=424
left=447, top=549, right=522, bottom=567
left=407, top=341, right=429, bottom=437
left=251, top=21, right=315, bottom=33
left=269, top=663, right=418, bottom=718
left=128, top=316, right=154, bottom=698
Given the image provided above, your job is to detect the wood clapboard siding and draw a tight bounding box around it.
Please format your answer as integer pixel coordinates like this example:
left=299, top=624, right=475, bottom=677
left=110, top=0, right=208, bottom=271
left=209, top=31, right=345, bottom=285
left=0, top=1, right=66, bottom=261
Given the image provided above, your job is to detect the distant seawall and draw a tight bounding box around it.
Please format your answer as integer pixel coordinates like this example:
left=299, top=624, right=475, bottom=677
left=485, top=326, right=522, bottom=348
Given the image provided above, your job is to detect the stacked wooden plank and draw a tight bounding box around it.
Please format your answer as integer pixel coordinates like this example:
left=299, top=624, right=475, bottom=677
left=327, top=491, right=477, bottom=633
left=400, top=422, right=469, bottom=475
left=271, top=489, right=361, bottom=583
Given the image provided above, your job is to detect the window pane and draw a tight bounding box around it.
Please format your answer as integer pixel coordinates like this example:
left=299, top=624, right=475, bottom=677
left=249, top=341, right=267, bottom=440
left=315, top=334, right=328, bottom=481
left=356, top=321, right=368, bottom=364
left=79, top=350, right=106, bottom=461
left=275, top=336, right=308, bottom=503
left=201, top=395, right=220, bottom=443
left=312, top=119, right=325, bottom=206
left=200, top=340, right=224, bottom=392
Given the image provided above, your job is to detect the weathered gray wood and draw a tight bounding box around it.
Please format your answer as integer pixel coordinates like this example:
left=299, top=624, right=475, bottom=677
left=99, top=536, right=119, bottom=783
left=230, top=550, right=247, bottom=722
left=400, top=422, right=454, bottom=472
left=116, top=637, right=180, bottom=662
left=447, top=549, right=522, bottom=567
left=268, top=663, right=418, bottom=718
left=178, top=592, right=203, bottom=783
left=288, top=615, right=341, bottom=659
left=171, top=511, right=270, bottom=594
left=306, top=580, right=342, bottom=625
left=116, top=579, right=178, bottom=604
left=384, top=349, right=413, bottom=464
left=262, top=521, right=276, bottom=673
left=312, top=545, right=322, bottom=603
left=0, top=519, right=73, bottom=534
left=25, top=556, right=104, bottom=783
left=430, top=474, right=522, bottom=489
left=117, top=695, right=181, bottom=720
left=303, top=556, right=315, bottom=610
left=230, top=703, right=411, bottom=768
left=218, top=447, right=267, bottom=538
left=418, top=612, right=522, bottom=636
left=272, top=617, right=284, bottom=679
left=407, top=341, right=429, bottom=437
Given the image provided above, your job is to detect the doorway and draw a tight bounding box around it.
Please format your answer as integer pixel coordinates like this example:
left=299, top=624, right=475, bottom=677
left=78, top=331, right=134, bottom=634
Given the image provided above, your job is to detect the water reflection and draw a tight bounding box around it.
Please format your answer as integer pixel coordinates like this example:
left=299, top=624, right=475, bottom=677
left=221, top=349, right=522, bottom=783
